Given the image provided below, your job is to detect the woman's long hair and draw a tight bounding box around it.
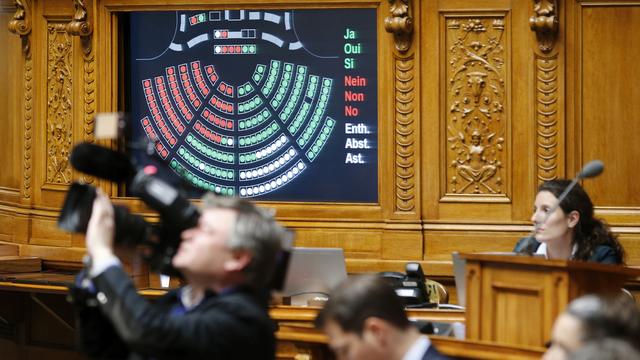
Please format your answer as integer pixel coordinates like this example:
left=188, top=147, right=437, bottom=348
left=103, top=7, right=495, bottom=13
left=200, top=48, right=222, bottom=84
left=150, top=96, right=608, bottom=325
left=538, top=180, right=625, bottom=264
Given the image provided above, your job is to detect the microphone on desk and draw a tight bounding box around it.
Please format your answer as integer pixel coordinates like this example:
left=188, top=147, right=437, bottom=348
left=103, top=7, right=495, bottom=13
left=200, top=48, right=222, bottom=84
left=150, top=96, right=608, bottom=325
left=514, top=160, right=605, bottom=255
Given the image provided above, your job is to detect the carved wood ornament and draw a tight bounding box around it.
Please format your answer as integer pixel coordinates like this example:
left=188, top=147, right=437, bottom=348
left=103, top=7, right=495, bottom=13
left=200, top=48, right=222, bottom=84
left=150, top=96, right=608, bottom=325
left=531, top=0, right=560, bottom=182
left=530, top=0, right=558, bottom=53
left=8, top=0, right=34, bottom=199
left=385, top=0, right=416, bottom=212
left=7, top=0, right=31, bottom=55
left=535, top=55, right=559, bottom=183
left=46, top=24, right=73, bottom=185
left=384, top=0, right=413, bottom=53
left=446, top=18, right=506, bottom=195
left=66, top=0, right=92, bottom=52
left=66, top=0, right=96, bottom=185
left=394, top=57, right=416, bottom=212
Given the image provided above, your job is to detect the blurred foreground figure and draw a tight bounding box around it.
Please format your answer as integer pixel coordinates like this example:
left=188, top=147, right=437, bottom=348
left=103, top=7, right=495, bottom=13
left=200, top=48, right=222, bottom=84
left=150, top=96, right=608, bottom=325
left=315, top=274, right=451, bottom=360
left=544, top=294, right=640, bottom=360
left=74, top=191, right=286, bottom=359
left=568, top=338, right=640, bottom=360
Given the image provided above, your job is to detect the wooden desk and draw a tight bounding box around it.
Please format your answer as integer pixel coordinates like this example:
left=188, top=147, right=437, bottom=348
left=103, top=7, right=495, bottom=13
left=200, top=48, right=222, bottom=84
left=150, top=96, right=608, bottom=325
left=0, top=273, right=545, bottom=359
left=463, top=254, right=640, bottom=347
left=0, top=272, right=168, bottom=359
left=270, top=305, right=467, bottom=359
left=269, top=304, right=544, bottom=360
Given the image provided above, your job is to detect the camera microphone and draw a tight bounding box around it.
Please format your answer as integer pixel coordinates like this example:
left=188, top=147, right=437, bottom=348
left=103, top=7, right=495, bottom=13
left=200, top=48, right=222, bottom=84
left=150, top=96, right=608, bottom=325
left=70, top=142, right=136, bottom=183
left=64, top=142, right=201, bottom=273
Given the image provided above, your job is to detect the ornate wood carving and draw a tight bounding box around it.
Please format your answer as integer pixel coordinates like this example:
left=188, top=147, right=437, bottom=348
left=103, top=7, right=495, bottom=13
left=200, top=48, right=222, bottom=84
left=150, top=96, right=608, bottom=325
left=385, top=1, right=417, bottom=212
left=535, top=54, right=559, bottom=183
left=80, top=51, right=96, bottom=185
left=66, top=0, right=96, bottom=183
left=7, top=0, right=31, bottom=55
left=395, top=55, right=416, bottom=212
left=7, top=1, right=34, bottom=199
left=46, top=23, right=73, bottom=185
left=66, top=0, right=92, bottom=52
left=530, top=0, right=558, bottom=54
left=384, top=0, right=413, bottom=53
left=23, top=56, right=34, bottom=199
left=531, top=1, right=560, bottom=182
left=445, top=18, right=506, bottom=196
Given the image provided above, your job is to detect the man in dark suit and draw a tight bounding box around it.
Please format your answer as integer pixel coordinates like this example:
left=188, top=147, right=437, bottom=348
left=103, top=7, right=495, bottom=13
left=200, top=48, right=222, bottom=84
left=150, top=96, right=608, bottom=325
left=74, top=190, right=287, bottom=359
left=315, top=274, right=451, bottom=360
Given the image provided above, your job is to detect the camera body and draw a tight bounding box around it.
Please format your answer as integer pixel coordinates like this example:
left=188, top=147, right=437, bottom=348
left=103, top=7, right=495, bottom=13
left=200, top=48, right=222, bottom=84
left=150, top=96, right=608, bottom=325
left=58, top=144, right=200, bottom=274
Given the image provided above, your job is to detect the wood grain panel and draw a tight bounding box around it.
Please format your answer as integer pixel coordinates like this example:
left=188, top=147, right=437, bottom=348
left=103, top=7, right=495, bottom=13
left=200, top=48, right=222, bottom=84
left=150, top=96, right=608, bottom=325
left=291, top=228, right=382, bottom=258
left=20, top=244, right=85, bottom=264
left=492, top=284, right=544, bottom=345
left=574, top=4, right=640, bottom=208
left=619, top=233, right=640, bottom=266
left=564, top=1, right=640, bottom=262
left=0, top=212, right=16, bottom=242
left=479, top=266, right=553, bottom=346
left=30, top=217, right=71, bottom=247
left=0, top=12, right=22, bottom=196
left=425, top=230, right=529, bottom=261
left=4, top=0, right=36, bottom=203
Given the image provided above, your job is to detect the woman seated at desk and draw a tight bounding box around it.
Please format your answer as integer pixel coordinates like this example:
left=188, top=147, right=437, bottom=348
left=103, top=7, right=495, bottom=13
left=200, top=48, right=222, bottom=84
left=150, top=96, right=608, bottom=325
left=514, top=179, right=625, bottom=264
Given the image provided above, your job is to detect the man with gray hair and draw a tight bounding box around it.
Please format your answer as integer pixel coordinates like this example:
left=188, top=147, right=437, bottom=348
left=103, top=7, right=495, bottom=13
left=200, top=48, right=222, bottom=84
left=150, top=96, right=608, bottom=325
left=75, top=190, right=287, bottom=359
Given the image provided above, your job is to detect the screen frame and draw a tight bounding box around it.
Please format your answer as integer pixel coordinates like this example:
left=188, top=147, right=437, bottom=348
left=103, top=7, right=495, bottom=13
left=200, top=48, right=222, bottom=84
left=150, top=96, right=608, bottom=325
left=117, top=6, right=381, bottom=206
left=99, top=0, right=398, bottom=223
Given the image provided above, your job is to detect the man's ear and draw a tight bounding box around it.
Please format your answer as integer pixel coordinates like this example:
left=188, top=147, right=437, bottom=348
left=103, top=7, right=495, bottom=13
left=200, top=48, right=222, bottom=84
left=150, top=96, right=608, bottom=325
left=223, top=249, right=252, bottom=272
left=567, top=210, right=580, bottom=228
left=362, top=317, right=389, bottom=346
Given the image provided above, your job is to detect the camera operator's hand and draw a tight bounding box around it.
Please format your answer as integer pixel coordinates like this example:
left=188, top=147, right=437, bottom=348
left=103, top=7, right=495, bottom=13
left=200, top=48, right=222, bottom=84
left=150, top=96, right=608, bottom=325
left=85, top=189, right=116, bottom=264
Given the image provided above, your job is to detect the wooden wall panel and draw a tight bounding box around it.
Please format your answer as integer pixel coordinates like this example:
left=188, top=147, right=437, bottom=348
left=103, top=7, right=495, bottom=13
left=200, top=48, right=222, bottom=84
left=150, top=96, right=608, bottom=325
left=565, top=1, right=640, bottom=262
left=423, top=1, right=535, bottom=223
left=442, top=14, right=509, bottom=200
left=30, top=217, right=71, bottom=247
left=0, top=0, right=638, bottom=277
left=620, top=233, right=640, bottom=266
left=32, top=1, right=76, bottom=210
left=0, top=210, right=16, bottom=242
left=421, top=0, right=539, bottom=266
left=425, top=229, right=530, bottom=261
left=4, top=0, right=36, bottom=206
left=0, top=10, right=23, bottom=199
left=572, top=4, right=640, bottom=210
left=0, top=290, right=84, bottom=360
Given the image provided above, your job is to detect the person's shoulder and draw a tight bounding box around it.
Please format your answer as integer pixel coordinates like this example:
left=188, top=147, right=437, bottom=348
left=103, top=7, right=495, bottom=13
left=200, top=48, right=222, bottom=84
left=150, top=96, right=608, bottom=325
left=92, top=264, right=132, bottom=289
left=514, top=236, right=535, bottom=246
left=201, top=288, right=271, bottom=319
left=513, top=236, right=540, bottom=253
left=590, top=245, right=621, bottom=265
left=197, top=288, right=276, bottom=353
left=155, top=287, right=182, bottom=306
left=423, top=344, right=453, bottom=360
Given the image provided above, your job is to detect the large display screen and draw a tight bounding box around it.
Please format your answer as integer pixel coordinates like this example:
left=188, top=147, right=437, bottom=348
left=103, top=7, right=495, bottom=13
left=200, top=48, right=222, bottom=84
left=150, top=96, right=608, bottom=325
left=126, top=9, right=377, bottom=202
